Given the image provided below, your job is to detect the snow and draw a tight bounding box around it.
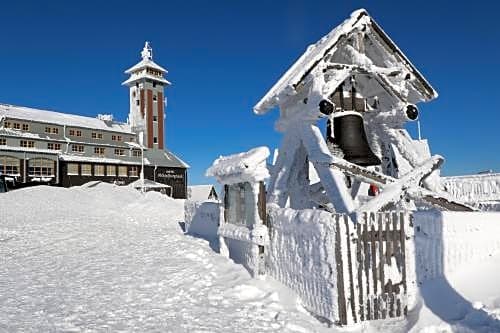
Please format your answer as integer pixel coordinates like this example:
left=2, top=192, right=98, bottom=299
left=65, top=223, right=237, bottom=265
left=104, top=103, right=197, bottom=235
left=2, top=183, right=500, bottom=332
left=0, top=103, right=133, bottom=134
left=0, top=183, right=329, bottom=332
left=206, top=146, right=270, bottom=185
left=187, top=184, right=217, bottom=202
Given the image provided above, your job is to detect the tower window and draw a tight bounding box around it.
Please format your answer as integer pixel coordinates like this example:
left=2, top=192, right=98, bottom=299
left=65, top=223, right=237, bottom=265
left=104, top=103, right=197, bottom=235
left=153, top=82, right=157, bottom=88
left=153, top=95, right=157, bottom=101
left=153, top=137, right=158, bottom=144
left=153, top=115, right=158, bottom=122
left=136, top=100, right=140, bottom=106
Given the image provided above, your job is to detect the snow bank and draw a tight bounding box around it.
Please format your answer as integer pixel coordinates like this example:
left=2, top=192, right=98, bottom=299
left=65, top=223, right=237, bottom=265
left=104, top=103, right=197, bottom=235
left=184, top=200, right=220, bottom=249
left=414, top=210, right=500, bottom=282
left=205, top=147, right=270, bottom=185
left=266, top=204, right=340, bottom=323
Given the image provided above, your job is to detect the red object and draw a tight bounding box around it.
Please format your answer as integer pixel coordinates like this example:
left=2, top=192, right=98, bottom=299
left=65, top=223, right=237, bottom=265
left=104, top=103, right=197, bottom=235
left=368, top=184, right=379, bottom=196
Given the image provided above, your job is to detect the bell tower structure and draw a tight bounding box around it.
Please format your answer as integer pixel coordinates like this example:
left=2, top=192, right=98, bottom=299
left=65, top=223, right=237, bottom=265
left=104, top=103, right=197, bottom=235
left=123, top=42, right=170, bottom=150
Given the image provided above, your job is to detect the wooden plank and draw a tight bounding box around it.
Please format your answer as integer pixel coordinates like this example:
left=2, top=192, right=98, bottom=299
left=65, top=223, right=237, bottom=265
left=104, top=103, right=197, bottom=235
left=344, top=216, right=357, bottom=323
left=356, top=218, right=364, bottom=321
left=370, top=212, right=379, bottom=319
left=400, top=212, right=408, bottom=316
left=378, top=212, right=385, bottom=319
left=335, top=215, right=348, bottom=325
left=363, top=214, right=372, bottom=320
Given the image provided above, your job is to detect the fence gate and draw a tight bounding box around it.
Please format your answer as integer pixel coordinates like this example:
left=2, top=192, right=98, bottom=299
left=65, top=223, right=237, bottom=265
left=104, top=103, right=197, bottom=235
left=335, top=211, right=413, bottom=325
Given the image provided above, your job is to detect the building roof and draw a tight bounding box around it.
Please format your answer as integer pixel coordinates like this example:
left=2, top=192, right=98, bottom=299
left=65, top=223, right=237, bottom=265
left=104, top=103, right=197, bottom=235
left=254, top=9, right=437, bottom=115
left=0, top=103, right=133, bottom=134
left=188, top=185, right=217, bottom=201
left=143, top=148, right=189, bottom=169
left=130, top=178, right=171, bottom=189
left=122, top=42, right=171, bottom=86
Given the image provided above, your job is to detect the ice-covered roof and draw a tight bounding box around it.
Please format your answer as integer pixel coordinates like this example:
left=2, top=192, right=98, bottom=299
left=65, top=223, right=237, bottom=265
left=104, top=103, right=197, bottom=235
left=254, top=9, right=437, bottom=114
left=122, top=72, right=171, bottom=86
left=0, top=103, right=133, bottom=134
left=188, top=185, right=217, bottom=201
left=206, top=146, right=270, bottom=185
left=125, top=58, right=167, bottom=74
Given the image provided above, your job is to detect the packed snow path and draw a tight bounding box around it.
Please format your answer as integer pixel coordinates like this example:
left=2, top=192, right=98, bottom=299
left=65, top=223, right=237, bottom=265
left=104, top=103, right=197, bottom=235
left=0, top=184, right=324, bottom=332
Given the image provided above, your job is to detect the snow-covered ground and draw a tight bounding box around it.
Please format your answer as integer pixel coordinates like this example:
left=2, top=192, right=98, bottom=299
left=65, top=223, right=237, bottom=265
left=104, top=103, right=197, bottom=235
left=1, top=183, right=500, bottom=332
left=0, top=183, right=326, bottom=332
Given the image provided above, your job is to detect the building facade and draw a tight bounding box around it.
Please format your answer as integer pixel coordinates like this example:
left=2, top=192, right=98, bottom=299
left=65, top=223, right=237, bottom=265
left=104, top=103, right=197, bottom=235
left=0, top=42, right=189, bottom=198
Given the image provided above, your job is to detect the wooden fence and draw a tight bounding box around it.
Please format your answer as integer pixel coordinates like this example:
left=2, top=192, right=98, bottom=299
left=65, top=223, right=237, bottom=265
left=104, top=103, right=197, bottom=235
left=335, top=211, right=412, bottom=325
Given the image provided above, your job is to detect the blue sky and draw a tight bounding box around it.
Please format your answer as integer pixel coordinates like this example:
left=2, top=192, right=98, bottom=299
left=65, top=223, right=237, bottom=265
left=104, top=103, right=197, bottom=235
left=1, top=1, right=499, bottom=185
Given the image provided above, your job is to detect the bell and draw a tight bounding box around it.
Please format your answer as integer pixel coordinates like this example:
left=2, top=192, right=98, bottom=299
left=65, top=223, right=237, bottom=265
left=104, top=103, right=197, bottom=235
left=331, top=112, right=381, bottom=167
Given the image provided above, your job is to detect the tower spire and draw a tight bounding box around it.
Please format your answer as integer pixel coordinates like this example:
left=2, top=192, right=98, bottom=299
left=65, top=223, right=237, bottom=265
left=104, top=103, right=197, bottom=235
left=141, top=41, right=153, bottom=60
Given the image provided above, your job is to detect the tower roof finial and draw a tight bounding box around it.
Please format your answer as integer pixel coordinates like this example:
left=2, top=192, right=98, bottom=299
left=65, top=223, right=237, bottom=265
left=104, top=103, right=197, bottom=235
left=141, top=41, right=153, bottom=60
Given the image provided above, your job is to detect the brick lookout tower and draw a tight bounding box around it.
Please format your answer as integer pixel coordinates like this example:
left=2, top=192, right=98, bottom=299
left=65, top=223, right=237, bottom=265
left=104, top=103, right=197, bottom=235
left=123, top=42, right=170, bottom=150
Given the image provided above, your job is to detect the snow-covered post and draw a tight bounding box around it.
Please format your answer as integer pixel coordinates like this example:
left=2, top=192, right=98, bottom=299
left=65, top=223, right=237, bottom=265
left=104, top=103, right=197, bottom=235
left=206, top=147, right=270, bottom=277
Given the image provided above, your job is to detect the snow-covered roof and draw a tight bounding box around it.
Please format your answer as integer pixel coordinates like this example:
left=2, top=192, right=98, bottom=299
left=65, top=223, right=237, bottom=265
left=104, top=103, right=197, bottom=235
left=188, top=185, right=217, bottom=202
left=129, top=178, right=171, bottom=189
left=206, top=147, right=270, bottom=185
left=0, top=103, right=133, bottom=134
left=254, top=9, right=437, bottom=114
left=125, top=58, right=167, bottom=74
left=123, top=41, right=170, bottom=86
left=0, top=145, right=60, bottom=155
left=143, top=149, right=190, bottom=169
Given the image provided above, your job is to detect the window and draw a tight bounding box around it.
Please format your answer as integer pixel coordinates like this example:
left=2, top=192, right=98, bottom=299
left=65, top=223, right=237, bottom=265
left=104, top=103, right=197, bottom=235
left=106, top=165, right=116, bottom=176
left=0, top=156, right=20, bottom=175
left=136, top=100, right=140, bottom=106
left=72, top=144, right=84, bottom=153
left=129, top=166, right=139, bottom=177
left=117, top=135, right=122, bottom=141
left=130, top=137, right=135, bottom=142
left=153, top=95, right=157, bottom=101
left=81, top=164, right=92, bottom=176
left=91, top=132, right=102, bottom=139
left=94, top=147, right=105, bottom=156
left=94, top=164, right=105, bottom=176
left=22, top=124, right=29, bottom=131
left=112, top=135, right=116, bottom=141
left=132, top=150, right=141, bottom=157
left=114, top=148, right=125, bottom=156
left=47, top=142, right=61, bottom=150
left=69, top=129, right=82, bottom=137
left=4, top=121, right=11, bottom=128
left=153, top=82, right=157, bottom=88
left=20, top=140, right=35, bottom=148
left=118, top=166, right=128, bottom=177
left=13, top=123, right=21, bottom=130
left=153, top=137, right=158, bottom=144
left=67, top=163, right=78, bottom=175
left=0, top=138, right=5, bottom=145
left=153, top=115, right=158, bottom=122
left=52, top=127, right=59, bottom=134
left=28, top=158, right=54, bottom=177
left=45, top=127, right=52, bottom=133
